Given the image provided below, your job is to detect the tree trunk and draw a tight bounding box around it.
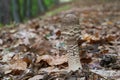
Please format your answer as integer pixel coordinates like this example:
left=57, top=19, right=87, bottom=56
left=0, top=0, right=10, bottom=24
left=26, top=0, right=32, bottom=18
left=53, top=0, right=60, bottom=5
left=38, top=0, right=46, bottom=13
left=12, top=0, right=21, bottom=23
left=0, top=1, right=3, bottom=24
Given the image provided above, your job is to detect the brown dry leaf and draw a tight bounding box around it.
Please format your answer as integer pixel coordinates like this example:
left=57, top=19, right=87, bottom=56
left=55, top=30, right=61, bottom=37
left=80, top=57, right=92, bottom=64
left=81, top=34, right=99, bottom=42
left=10, top=69, right=24, bottom=75
left=51, top=16, right=61, bottom=23
left=4, top=59, right=27, bottom=74
left=100, top=50, right=109, bottom=54
left=105, top=35, right=116, bottom=42
left=37, top=54, right=67, bottom=66
left=107, top=21, right=113, bottom=25
left=9, top=59, right=27, bottom=70
left=51, top=54, right=67, bottom=65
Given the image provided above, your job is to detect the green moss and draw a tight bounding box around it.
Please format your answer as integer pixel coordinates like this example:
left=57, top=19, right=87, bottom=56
left=0, top=24, right=3, bottom=27
left=44, top=0, right=54, bottom=9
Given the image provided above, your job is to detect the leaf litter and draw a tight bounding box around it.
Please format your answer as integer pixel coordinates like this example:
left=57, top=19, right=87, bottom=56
left=0, top=0, right=120, bottom=80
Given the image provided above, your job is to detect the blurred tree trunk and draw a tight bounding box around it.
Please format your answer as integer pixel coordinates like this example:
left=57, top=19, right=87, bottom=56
left=38, top=0, right=46, bottom=13
left=12, top=0, right=21, bottom=23
left=23, top=0, right=27, bottom=19
left=53, top=0, right=60, bottom=5
left=23, top=0, right=32, bottom=19
left=0, top=1, right=3, bottom=24
left=26, top=0, right=32, bottom=18
left=0, top=0, right=10, bottom=24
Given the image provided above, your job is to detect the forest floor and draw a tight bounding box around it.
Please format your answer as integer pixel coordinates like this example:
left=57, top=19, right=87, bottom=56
left=0, top=0, right=120, bottom=80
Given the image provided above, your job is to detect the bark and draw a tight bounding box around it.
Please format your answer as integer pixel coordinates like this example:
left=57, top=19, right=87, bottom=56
left=53, top=0, right=60, bottom=5
left=38, top=0, right=46, bottom=13
left=12, top=0, right=21, bottom=23
left=26, top=0, right=32, bottom=18
left=0, top=0, right=10, bottom=24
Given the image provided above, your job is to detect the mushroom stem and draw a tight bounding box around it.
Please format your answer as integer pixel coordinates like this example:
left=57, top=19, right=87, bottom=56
left=67, top=43, right=82, bottom=71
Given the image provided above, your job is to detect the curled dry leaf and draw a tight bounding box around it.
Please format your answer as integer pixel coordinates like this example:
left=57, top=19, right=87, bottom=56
left=36, top=55, right=67, bottom=66
left=3, top=59, right=27, bottom=75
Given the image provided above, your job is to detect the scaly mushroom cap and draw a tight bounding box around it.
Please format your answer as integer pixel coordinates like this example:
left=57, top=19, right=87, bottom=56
left=61, top=13, right=79, bottom=25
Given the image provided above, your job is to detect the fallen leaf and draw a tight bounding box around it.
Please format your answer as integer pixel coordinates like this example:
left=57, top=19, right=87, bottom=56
left=37, top=54, right=67, bottom=66
left=9, top=59, right=27, bottom=70
left=28, top=75, right=44, bottom=80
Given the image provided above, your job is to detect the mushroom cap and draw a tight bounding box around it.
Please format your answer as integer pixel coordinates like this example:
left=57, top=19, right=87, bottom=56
left=61, top=14, right=79, bottom=25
